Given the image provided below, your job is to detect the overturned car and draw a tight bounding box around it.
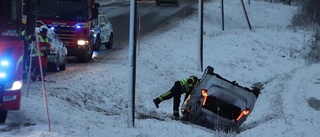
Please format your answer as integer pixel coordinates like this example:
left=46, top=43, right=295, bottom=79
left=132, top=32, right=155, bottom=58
left=181, top=66, right=260, bottom=132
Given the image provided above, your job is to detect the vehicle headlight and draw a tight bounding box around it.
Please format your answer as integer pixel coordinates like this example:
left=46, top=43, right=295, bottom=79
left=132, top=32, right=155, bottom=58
left=11, top=81, right=23, bottom=90
left=93, top=34, right=97, bottom=38
left=77, top=40, right=87, bottom=46
left=4, top=81, right=23, bottom=91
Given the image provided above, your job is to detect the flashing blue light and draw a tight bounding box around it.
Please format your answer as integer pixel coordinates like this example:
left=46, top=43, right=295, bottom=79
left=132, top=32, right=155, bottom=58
left=50, top=27, right=55, bottom=30
left=1, top=60, right=9, bottom=67
left=76, top=25, right=81, bottom=29
left=93, top=34, right=97, bottom=38
left=0, top=72, right=6, bottom=78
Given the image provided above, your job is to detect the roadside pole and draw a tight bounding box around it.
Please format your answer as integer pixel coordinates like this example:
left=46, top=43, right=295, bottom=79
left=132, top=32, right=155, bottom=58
left=128, top=0, right=137, bottom=128
left=199, top=0, right=204, bottom=72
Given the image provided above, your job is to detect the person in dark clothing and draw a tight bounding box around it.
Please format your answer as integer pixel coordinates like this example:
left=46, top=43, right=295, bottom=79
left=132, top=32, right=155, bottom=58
left=21, top=23, right=36, bottom=79
left=153, top=75, right=199, bottom=118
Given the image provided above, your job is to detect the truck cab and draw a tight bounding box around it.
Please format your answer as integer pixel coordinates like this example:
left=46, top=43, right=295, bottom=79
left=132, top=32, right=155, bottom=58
left=0, top=0, right=24, bottom=123
left=36, top=0, right=100, bottom=62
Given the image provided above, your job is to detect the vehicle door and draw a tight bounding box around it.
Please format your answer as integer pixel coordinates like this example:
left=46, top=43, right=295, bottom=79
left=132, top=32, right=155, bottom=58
left=50, top=32, right=67, bottom=64
left=99, top=14, right=109, bottom=43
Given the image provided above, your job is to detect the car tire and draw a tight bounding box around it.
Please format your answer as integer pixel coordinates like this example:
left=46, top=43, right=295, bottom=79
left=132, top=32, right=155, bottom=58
left=105, top=34, right=113, bottom=49
left=252, top=87, right=260, bottom=98
left=0, top=110, right=8, bottom=123
left=175, top=1, right=179, bottom=6
left=59, top=58, right=66, bottom=71
left=48, top=63, right=57, bottom=72
left=93, top=35, right=101, bottom=51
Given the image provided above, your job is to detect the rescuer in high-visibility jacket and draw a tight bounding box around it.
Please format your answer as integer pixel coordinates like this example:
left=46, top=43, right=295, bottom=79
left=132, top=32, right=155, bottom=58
left=153, top=75, right=199, bottom=118
left=31, top=26, right=52, bottom=81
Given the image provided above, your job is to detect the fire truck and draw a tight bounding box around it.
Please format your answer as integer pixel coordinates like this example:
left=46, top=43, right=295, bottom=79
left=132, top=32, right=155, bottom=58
left=36, top=0, right=100, bottom=62
left=0, top=0, right=37, bottom=123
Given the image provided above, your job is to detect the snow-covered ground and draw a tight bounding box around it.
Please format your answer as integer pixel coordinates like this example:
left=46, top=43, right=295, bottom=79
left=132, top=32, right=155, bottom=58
left=2, top=0, right=320, bottom=137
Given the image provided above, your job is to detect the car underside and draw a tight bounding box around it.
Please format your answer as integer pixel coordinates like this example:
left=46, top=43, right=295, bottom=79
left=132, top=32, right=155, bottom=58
left=181, top=66, right=260, bottom=132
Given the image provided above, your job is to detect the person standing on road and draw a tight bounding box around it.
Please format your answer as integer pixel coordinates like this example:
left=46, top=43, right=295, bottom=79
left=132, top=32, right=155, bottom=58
left=153, top=75, right=199, bottom=118
left=31, top=26, right=52, bottom=81
left=21, top=20, right=36, bottom=79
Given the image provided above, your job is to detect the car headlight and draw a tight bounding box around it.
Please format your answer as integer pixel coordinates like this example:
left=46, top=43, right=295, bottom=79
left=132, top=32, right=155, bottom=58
left=77, top=40, right=87, bottom=46
left=11, top=81, right=23, bottom=90
left=4, top=81, right=23, bottom=91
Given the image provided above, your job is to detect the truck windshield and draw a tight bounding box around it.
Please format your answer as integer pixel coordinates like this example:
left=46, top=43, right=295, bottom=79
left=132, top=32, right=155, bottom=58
left=38, top=0, right=89, bottom=21
left=0, top=0, right=21, bottom=41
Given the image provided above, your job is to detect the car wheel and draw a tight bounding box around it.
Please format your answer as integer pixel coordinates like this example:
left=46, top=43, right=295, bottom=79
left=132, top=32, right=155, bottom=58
left=59, top=58, right=66, bottom=71
left=252, top=87, right=260, bottom=98
left=0, top=110, right=8, bottom=123
left=105, top=34, right=113, bottom=49
left=175, top=1, right=179, bottom=6
left=93, top=35, right=101, bottom=51
left=48, top=63, right=57, bottom=72
left=78, top=42, right=93, bottom=62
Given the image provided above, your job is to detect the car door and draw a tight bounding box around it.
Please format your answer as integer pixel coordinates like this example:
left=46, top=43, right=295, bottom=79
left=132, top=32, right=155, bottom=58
left=52, top=33, right=67, bottom=64
left=99, top=14, right=109, bottom=43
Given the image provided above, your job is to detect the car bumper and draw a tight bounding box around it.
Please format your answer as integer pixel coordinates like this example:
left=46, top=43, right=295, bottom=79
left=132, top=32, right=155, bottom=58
left=66, top=46, right=88, bottom=57
left=0, top=89, right=21, bottom=110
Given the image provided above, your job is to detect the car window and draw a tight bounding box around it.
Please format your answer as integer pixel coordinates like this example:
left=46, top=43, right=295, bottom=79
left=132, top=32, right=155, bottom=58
left=48, top=31, right=62, bottom=47
left=102, top=16, right=109, bottom=23
left=54, top=35, right=62, bottom=46
left=98, top=15, right=104, bottom=24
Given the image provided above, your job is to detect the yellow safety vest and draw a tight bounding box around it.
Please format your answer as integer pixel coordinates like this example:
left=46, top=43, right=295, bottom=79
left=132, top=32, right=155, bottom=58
left=34, top=35, right=49, bottom=57
left=179, top=78, right=193, bottom=93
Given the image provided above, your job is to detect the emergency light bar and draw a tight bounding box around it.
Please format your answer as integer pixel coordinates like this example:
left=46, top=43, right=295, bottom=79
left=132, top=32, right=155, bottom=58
left=0, top=59, right=10, bottom=80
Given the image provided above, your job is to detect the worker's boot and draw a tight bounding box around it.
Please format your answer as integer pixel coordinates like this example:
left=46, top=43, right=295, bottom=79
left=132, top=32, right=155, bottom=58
left=153, top=98, right=161, bottom=108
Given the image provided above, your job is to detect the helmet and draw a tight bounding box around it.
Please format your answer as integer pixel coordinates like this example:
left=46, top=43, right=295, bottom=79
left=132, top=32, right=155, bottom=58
left=22, top=15, right=27, bottom=25
left=22, top=19, right=27, bottom=25
left=39, top=25, right=48, bottom=34
left=190, top=75, right=198, bottom=84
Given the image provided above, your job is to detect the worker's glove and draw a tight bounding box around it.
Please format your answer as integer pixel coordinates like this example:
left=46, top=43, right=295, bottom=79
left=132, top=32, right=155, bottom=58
left=41, top=49, right=50, bottom=57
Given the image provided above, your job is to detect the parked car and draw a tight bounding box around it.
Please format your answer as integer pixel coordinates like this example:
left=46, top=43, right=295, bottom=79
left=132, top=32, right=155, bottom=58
left=35, top=27, right=67, bottom=72
left=155, top=0, right=179, bottom=6
left=181, top=66, right=260, bottom=132
left=91, top=13, right=114, bottom=50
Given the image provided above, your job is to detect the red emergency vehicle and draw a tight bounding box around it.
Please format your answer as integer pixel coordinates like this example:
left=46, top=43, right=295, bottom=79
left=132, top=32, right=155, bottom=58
left=36, top=0, right=100, bottom=62
left=0, top=0, right=38, bottom=123
left=0, top=0, right=24, bottom=123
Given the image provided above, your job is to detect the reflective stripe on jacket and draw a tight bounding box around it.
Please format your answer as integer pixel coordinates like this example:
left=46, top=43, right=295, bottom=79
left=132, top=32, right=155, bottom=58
left=34, top=35, right=50, bottom=57
left=179, top=78, right=193, bottom=93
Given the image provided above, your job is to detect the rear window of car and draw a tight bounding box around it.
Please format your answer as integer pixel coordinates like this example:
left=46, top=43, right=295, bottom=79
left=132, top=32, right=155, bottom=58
left=203, top=96, right=242, bottom=120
